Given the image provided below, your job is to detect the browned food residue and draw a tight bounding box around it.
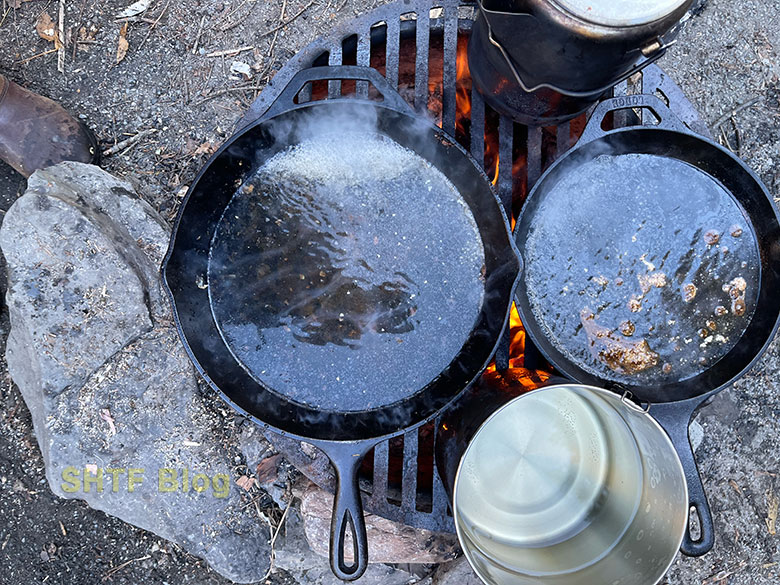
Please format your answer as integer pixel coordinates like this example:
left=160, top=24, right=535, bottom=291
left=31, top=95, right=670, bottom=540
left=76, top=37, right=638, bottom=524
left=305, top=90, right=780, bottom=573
left=682, top=283, right=698, bottom=303
left=723, top=276, right=748, bottom=317
left=732, top=298, right=746, bottom=316
left=581, top=309, right=659, bottom=375
left=715, top=305, right=729, bottom=317
left=662, top=363, right=673, bottom=374
left=620, top=320, right=636, bottom=337
left=704, top=230, right=720, bottom=245
left=698, top=328, right=709, bottom=338
left=593, top=275, right=610, bottom=287
left=730, top=225, right=744, bottom=238
left=706, top=320, right=717, bottom=331
left=637, top=271, right=668, bottom=294
left=628, top=296, right=642, bottom=313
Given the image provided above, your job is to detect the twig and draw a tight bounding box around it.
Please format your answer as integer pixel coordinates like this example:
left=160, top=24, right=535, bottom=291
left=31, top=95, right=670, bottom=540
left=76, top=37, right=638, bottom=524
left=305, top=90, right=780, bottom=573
left=191, top=13, right=206, bottom=54
left=711, top=96, right=761, bottom=129
left=205, top=45, right=253, bottom=58
left=257, top=0, right=316, bottom=40
left=102, top=128, right=157, bottom=157
left=0, top=7, right=10, bottom=30
left=270, top=502, right=292, bottom=549
left=102, top=555, right=151, bottom=580
left=701, top=560, right=747, bottom=585
left=57, top=0, right=66, bottom=73
left=193, top=85, right=254, bottom=106
left=15, top=48, right=58, bottom=65
left=137, top=0, right=169, bottom=51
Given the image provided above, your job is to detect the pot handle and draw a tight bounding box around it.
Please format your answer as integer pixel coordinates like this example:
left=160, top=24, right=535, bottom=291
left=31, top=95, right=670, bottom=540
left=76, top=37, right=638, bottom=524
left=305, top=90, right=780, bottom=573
left=314, top=440, right=375, bottom=581
left=579, top=94, right=689, bottom=144
left=650, top=397, right=715, bottom=557
left=264, top=65, right=415, bottom=119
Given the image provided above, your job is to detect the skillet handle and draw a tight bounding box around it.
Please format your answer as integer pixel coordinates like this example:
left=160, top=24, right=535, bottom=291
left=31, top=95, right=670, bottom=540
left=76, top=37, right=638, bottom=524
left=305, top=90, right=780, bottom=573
left=579, top=94, right=688, bottom=144
left=264, top=65, right=416, bottom=119
left=650, top=397, right=715, bottom=557
left=315, top=440, right=374, bottom=581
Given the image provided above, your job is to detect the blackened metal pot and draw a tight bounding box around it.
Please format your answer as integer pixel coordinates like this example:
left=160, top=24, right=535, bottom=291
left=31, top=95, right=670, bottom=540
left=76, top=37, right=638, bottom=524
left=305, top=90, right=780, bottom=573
left=469, top=0, right=692, bottom=124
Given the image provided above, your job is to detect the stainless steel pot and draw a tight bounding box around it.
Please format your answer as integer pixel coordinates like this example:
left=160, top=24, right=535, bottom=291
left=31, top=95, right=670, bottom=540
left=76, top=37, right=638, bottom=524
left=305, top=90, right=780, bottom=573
left=452, top=384, right=688, bottom=585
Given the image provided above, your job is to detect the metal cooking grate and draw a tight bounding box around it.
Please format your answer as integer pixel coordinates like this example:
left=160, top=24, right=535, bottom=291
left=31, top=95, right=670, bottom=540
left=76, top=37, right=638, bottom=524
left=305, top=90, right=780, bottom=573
left=241, top=0, right=707, bottom=534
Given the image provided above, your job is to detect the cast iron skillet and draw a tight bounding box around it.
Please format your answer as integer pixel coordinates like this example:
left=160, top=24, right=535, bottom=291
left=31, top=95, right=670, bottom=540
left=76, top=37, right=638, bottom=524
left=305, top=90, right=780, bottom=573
left=163, top=66, right=519, bottom=580
left=514, top=94, right=780, bottom=557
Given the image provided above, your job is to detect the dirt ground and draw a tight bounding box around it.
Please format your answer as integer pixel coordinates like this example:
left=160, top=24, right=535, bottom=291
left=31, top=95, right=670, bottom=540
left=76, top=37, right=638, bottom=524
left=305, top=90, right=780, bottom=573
left=0, top=0, right=779, bottom=584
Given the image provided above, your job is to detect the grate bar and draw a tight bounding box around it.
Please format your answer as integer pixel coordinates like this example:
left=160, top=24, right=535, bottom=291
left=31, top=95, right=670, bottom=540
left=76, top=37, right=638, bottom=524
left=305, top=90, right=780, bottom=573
left=415, top=10, right=430, bottom=111
left=527, top=126, right=542, bottom=189
left=401, top=432, right=418, bottom=512
left=328, top=45, right=343, bottom=97
left=470, top=89, right=485, bottom=163
left=356, top=27, right=371, bottom=98
left=371, top=441, right=389, bottom=506
left=497, top=116, right=514, bottom=215
left=386, top=19, right=401, bottom=89
left=431, top=419, right=452, bottom=524
left=557, top=122, right=571, bottom=157
left=441, top=6, right=459, bottom=136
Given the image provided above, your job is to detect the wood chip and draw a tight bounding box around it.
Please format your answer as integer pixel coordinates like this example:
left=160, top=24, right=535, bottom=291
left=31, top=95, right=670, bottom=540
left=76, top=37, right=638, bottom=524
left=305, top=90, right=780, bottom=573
left=236, top=475, right=255, bottom=491
left=99, top=408, right=116, bottom=435
left=116, top=22, right=129, bottom=64
left=767, top=489, right=778, bottom=535
left=728, top=479, right=742, bottom=495
left=256, top=454, right=282, bottom=485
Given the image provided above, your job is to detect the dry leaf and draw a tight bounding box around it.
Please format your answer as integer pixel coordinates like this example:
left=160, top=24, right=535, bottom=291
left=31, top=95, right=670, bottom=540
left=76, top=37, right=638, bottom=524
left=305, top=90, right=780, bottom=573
left=192, top=141, right=215, bottom=156
left=115, top=0, right=153, bottom=20
left=116, top=22, right=129, bottom=64
left=35, top=12, right=56, bottom=41
left=235, top=475, right=255, bottom=491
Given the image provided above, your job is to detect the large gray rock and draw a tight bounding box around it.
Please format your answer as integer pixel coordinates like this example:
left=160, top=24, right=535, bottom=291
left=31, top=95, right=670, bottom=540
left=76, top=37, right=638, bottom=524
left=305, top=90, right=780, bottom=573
left=0, top=162, right=272, bottom=583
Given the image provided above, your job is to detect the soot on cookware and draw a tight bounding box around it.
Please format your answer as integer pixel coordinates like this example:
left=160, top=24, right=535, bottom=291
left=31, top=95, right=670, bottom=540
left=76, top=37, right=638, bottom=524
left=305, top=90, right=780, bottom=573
left=208, top=132, right=485, bottom=412
left=525, top=153, right=760, bottom=386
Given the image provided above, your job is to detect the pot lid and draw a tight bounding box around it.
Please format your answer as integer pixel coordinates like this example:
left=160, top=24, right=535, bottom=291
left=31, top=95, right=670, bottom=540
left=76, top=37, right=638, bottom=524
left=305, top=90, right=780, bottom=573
left=552, top=0, right=689, bottom=27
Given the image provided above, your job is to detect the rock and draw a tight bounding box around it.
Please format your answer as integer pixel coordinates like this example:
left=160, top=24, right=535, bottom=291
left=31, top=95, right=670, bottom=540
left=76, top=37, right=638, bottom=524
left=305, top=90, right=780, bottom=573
left=432, top=557, right=482, bottom=585
left=0, top=162, right=271, bottom=583
left=298, top=483, right=460, bottom=564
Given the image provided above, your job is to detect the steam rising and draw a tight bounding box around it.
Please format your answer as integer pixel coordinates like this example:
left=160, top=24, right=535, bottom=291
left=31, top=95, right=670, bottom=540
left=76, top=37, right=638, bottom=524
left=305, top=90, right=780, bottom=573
left=207, top=104, right=486, bottom=412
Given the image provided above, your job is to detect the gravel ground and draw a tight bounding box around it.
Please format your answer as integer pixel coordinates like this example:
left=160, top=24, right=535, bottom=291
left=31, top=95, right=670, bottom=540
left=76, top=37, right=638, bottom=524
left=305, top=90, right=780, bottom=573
left=0, top=0, right=779, bottom=583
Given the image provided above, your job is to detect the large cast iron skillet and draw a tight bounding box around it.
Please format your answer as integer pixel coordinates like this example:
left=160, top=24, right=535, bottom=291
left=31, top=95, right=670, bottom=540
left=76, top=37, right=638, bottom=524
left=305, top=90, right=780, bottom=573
left=163, top=67, right=519, bottom=580
left=514, top=94, right=780, bottom=557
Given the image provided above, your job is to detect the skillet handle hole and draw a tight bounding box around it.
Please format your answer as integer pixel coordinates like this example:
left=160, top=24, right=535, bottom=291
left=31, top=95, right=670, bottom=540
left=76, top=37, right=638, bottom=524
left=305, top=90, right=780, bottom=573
left=688, top=504, right=702, bottom=542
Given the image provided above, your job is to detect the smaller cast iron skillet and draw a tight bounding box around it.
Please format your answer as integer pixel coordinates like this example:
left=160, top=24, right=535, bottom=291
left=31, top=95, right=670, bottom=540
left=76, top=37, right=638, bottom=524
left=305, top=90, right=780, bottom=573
left=163, top=66, right=519, bottom=580
left=514, top=94, right=780, bottom=557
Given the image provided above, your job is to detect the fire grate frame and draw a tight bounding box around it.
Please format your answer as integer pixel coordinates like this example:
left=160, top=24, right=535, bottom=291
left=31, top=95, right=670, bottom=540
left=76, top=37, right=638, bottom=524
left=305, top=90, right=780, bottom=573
left=241, top=0, right=708, bottom=534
